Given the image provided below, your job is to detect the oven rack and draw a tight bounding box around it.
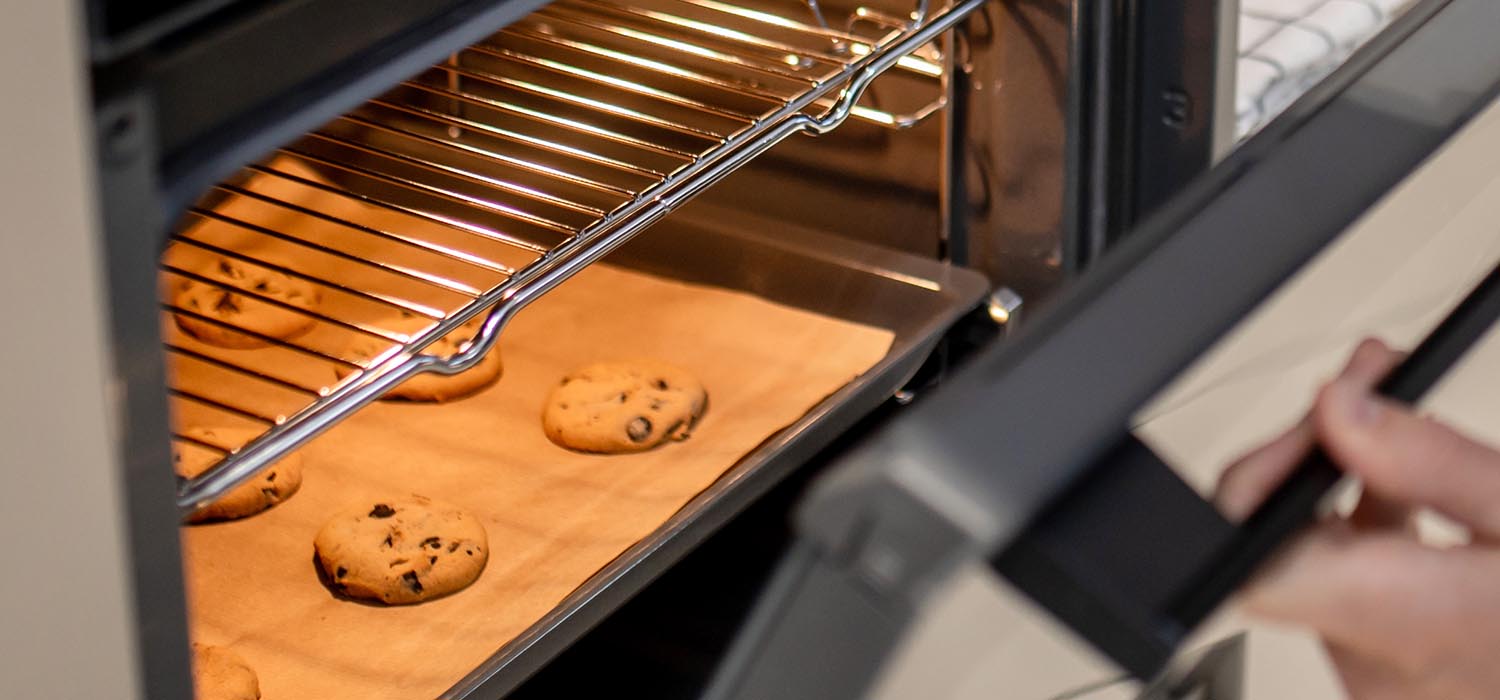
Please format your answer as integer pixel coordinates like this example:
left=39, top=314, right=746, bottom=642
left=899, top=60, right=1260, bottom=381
left=171, top=0, right=984, bottom=513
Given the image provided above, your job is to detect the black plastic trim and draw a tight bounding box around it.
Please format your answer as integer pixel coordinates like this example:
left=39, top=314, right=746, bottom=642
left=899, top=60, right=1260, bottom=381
left=1065, top=1, right=1222, bottom=270
left=91, top=0, right=551, bottom=214
left=1126, top=0, right=1220, bottom=227
left=89, top=0, right=244, bottom=59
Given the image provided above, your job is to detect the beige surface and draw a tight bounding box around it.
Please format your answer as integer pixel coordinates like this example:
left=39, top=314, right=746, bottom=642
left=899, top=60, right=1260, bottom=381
left=0, top=3, right=147, bottom=699
left=178, top=261, right=894, bottom=700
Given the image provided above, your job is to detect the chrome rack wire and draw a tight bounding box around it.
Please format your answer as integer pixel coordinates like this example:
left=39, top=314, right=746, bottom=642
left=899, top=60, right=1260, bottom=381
left=171, top=0, right=985, bottom=514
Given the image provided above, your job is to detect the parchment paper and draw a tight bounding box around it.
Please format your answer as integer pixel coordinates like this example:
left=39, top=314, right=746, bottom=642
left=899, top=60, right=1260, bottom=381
left=178, top=259, right=895, bottom=699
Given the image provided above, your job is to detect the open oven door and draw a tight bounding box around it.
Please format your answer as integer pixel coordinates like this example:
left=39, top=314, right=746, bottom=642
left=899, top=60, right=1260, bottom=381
left=704, top=0, right=1500, bottom=697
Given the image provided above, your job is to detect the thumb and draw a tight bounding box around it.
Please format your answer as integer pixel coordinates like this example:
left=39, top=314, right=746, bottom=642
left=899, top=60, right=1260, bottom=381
left=1315, top=378, right=1500, bottom=539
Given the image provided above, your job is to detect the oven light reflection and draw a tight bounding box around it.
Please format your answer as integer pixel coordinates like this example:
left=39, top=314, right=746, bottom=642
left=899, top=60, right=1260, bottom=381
left=988, top=302, right=1012, bottom=324
left=845, top=42, right=942, bottom=78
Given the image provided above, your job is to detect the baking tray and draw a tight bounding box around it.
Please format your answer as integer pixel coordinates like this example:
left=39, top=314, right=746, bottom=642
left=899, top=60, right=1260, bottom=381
left=443, top=203, right=989, bottom=698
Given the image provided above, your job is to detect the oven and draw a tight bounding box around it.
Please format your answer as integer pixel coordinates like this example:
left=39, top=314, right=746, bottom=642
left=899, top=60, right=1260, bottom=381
left=13, top=0, right=1499, bottom=698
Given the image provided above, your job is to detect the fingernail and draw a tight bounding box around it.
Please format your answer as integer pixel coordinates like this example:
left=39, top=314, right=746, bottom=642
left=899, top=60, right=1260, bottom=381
left=1329, top=380, right=1382, bottom=427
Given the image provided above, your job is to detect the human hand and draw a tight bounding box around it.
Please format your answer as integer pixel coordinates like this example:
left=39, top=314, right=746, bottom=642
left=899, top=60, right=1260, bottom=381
left=1215, top=338, right=1500, bottom=700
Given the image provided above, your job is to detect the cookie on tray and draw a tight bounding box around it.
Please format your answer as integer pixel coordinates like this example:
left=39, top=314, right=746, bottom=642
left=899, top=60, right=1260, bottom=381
left=314, top=495, right=489, bottom=605
left=542, top=360, right=707, bottom=454
left=176, top=426, right=303, bottom=524
left=171, top=258, right=320, bottom=349
left=337, top=314, right=502, bottom=402
left=192, top=643, right=260, bottom=700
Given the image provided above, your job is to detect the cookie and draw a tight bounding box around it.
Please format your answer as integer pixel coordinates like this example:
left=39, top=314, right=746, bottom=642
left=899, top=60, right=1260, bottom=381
left=542, top=360, right=707, bottom=454
left=175, top=426, right=303, bottom=523
left=314, top=496, right=489, bottom=605
left=172, top=258, right=320, bottom=349
left=337, top=314, right=503, bottom=402
left=192, top=644, right=260, bottom=700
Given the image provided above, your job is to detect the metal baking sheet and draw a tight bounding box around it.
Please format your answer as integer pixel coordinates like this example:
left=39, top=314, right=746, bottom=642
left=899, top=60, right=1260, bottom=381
left=446, top=205, right=989, bottom=698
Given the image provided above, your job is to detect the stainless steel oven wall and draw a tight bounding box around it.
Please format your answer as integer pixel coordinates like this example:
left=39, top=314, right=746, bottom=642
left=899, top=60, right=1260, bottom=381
left=692, top=0, right=1078, bottom=308
left=677, top=0, right=953, bottom=259
left=687, top=78, right=947, bottom=258
left=945, top=0, right=1071, bottom=303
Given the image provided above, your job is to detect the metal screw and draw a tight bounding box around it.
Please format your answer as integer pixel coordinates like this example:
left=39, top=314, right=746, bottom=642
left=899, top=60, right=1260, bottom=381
left=1162, top=88, right=1192, bottom=129
left=99, top=106, right=142, bottom=163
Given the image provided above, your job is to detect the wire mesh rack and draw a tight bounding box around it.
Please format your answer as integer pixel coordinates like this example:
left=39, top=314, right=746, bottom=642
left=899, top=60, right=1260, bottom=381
left=167, top=0, right=984, bottom=514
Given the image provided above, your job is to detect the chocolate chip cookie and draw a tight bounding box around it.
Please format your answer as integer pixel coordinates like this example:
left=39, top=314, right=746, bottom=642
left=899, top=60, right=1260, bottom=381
left=337, top=314, right=503, bottom=402
left=172, top=258, right=320, bottom=349
left=192, top=644, right=260, bottom=700
left=175, top=426, right=303, bottom=523
left=542, top=360, right=707, bottom=454
left=313, top=496, right=489, bottom=605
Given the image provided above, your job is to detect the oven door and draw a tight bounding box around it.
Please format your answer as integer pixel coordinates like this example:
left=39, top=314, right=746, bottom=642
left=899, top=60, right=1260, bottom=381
left=705, top=1, right=1500, bottom=697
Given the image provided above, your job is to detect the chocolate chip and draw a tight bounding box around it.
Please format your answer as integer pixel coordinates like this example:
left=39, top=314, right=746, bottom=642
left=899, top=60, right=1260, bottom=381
left=253, top=281, right=269, bottom=292
left=429, top=556, right=438, bottom=564
left=448, top=542, right=460, bottom=553
left=213, top=292, right=241, bottom=314
left=649, top=400, right=663, bottom=411
left=335, top=566, right=348, bottom=579
left=389, top=558, right=408, bottom=567
left=381, top=534, right=394, bottom=548
left=617, top=392, right=627, bottom=403
left=466, top=549, right=474, bottom=556
left=265, top=471, right=276, bottom=482
left=369, top=504, right=396, bottom=518
left=422, top=537, right=441, bottom=549
left=654, top=379, right=669, bottom=390
left=218, top=260, right=236, bottom=276
left=402, top=571, right=424, bottom=593
left=627, top=417, right=652, bottom=442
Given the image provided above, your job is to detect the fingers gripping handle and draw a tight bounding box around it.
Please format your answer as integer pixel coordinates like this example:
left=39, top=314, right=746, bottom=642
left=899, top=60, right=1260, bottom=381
left=992, top=261, right=1500, bottom=681
left=1172, top=260, right=1500, bottom=632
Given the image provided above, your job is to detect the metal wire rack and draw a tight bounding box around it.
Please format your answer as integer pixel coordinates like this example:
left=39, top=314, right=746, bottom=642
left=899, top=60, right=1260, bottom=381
left=168, top=0, right=984, bottom=514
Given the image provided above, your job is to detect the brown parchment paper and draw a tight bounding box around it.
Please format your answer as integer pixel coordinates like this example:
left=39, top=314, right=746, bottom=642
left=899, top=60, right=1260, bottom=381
left=178, top=259, right=895, bottom=699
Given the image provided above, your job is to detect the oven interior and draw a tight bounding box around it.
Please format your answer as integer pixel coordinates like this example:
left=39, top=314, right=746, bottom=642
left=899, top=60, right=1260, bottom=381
left=141, top=0, right=1032, bottom=697
left=168, top=0, right=993, bottom=506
